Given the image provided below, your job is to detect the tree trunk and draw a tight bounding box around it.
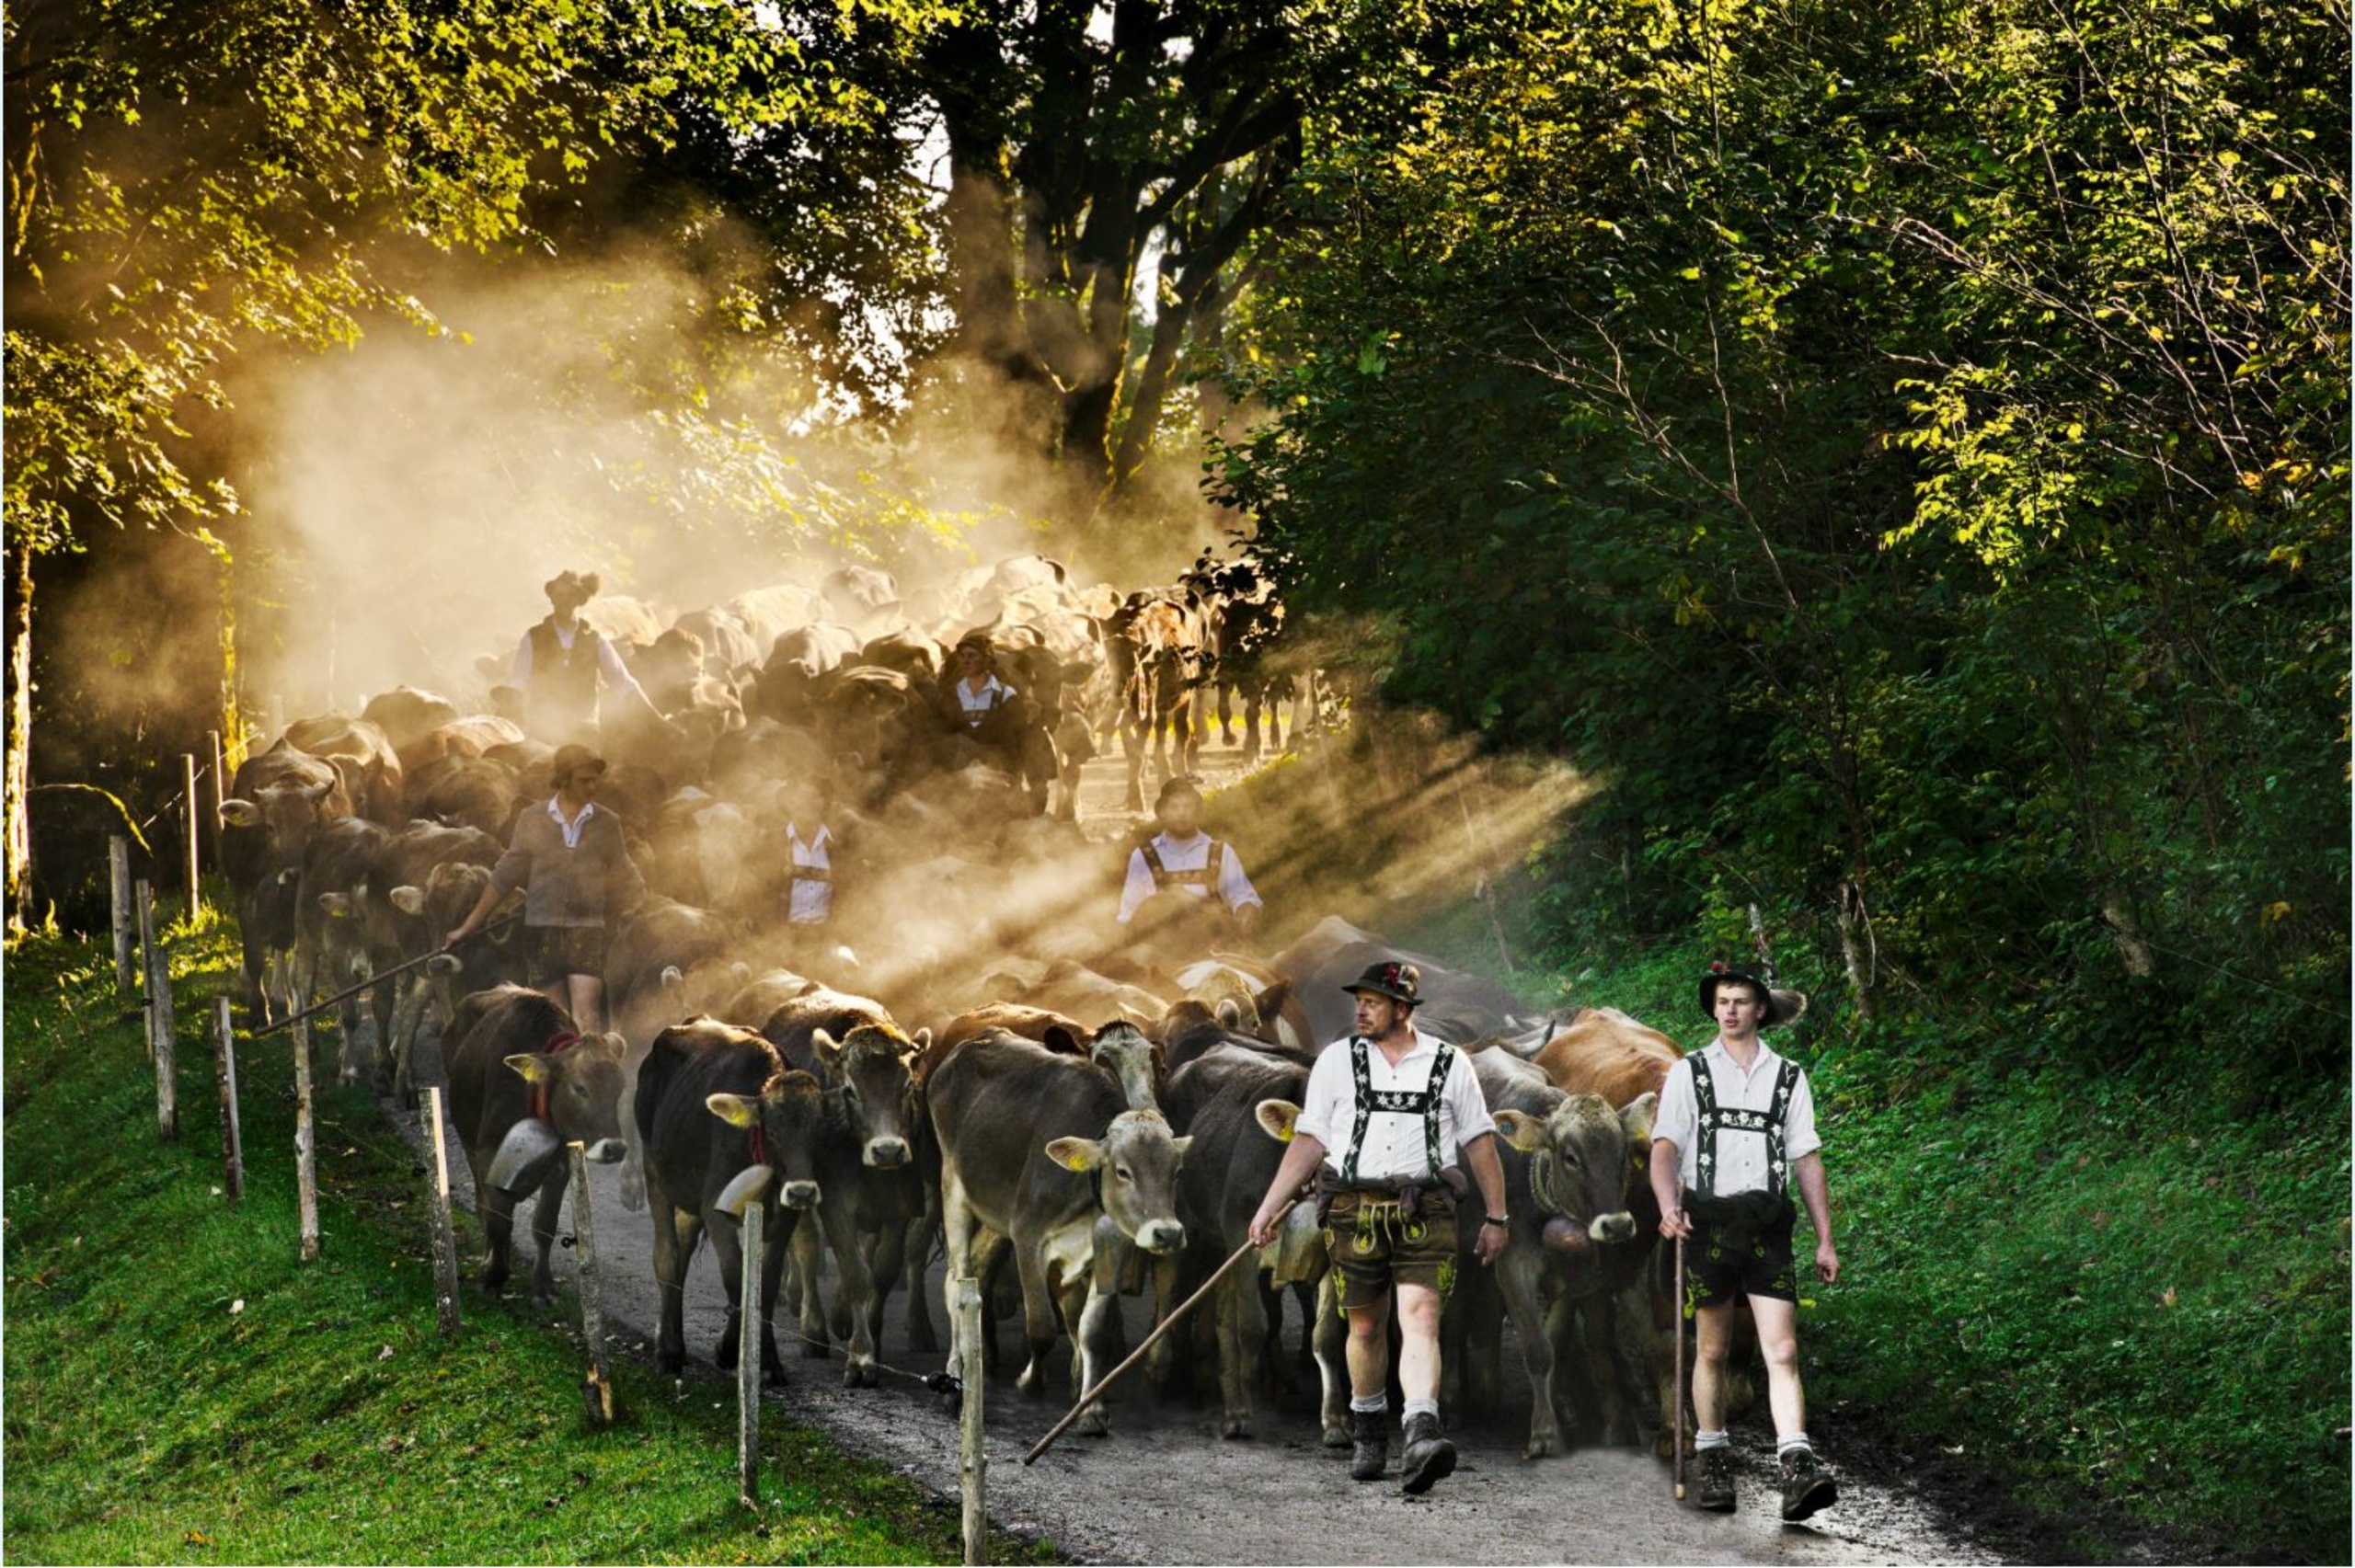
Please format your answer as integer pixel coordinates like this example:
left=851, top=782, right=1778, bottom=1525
left=5, top=535, right=33, bottom=933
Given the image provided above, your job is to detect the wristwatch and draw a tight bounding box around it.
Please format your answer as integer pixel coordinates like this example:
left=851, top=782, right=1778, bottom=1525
left=1482, top=1215, right=1509, bottom=1229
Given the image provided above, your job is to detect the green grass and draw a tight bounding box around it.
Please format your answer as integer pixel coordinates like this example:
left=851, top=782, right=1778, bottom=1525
left=3, top=922, right=1039, bottom=1565
left=1525, top=934, right=2351, bottom=1562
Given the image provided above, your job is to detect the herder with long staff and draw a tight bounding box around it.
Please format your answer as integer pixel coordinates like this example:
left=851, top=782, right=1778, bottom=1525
left=1247, top=959, right=1510, bottom=1494
left=1651, top=962, right=1842, bottom=1521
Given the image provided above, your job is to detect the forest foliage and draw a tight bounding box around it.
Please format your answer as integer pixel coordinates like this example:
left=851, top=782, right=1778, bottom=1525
left=1212, top=0, right=2349, bottom=1097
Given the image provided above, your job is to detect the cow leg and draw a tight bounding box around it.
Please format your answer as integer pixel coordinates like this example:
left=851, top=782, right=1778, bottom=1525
left=821, top=1199, right=880, bottom=1388
left=901, top=1209, right=940, bottom=1353
left=1218, top=1266, right=1264, bottom=1438
left=649, top=1183, right=701, bottom=1377
left=1120, top=715, right=1146, bottom=813
left=937, top=1170, right=976, bottom=1376
left=867, top=1213, right=911, bottom=1351
left=1012, top=1230, right=1063, bottom=1400
left=1314, top=1271, right=1351, bottom=1447
left=758, top=1209, right=794, bottom=1386
left=1495, top=1247, right=1565, bottom=1459
left=1216, top=680, right=1235, bottom=744
left=790, top=1218, right=832, bottom=1356
left=1242, top=687, right=1262, bottom=763
left=477, top=1177, right=520, bottom=1295
left=1068, top=1268, right=1115, bottom=1436
left=528, top=1164, right=569, bottom=1305
left=387, top=973, right=431, bottom=1109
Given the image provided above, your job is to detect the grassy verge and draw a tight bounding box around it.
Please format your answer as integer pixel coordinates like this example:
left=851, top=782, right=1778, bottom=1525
left=3, top=921, right=1044, bottom=1566
left=1525, top=938, right=2350, bottom=1562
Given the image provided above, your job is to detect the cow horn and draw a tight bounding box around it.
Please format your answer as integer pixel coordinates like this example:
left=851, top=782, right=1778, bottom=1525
left=486, top=1118, right=565, bottom=1196
left=716, top=1164, right=774, bottom=1218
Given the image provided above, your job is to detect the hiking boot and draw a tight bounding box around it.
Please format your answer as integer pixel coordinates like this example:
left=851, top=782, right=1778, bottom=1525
left=1780, top=1447, right=1839, bottom=1522
left=1398, top=1411, right=1457, bottom=1495
left=1349, top=1409, right=1388, bottom=1482
left=1691, top=1446, right=1737, bottom=1512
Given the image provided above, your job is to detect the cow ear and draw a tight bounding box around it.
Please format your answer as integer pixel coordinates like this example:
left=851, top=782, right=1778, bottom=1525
left=659, top=965, right=684, bottom=990
left=706, top=1093, right=761, bottom=1128
left=909, top=1026, right=932, bottom=1054
left=1619, top=1092, right=1659, bottom=1146
left=1044, top=1137, right=1105, bottom=1173
left=1492, top=1109, right=1548, bottom=1154
left=1044, top=1025, right=1083, bottom=1057
left=810, top=1028, right=841, bottom=1066
left=505, top=1053, right=555, bottom=1085
left=319, top=892, right=353, bottom=918
left=220, top=798, right=262, bottom=828
left=1255, top=1100, right=1302, bottom=1143
left=388, top=886, right=426, bottom=915
left=1251, top=977, right=1292, bottom=1020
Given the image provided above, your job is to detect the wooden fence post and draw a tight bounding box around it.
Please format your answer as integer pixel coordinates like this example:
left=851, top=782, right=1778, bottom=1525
left=568, top=1142, right=615, bottom=1427
left=293, top=1014, right=320, bottom=1262
left=423, top=1085, right=462, bottom=1336
left=139, top=880, right=178, bottom=1139
left=738, top=1200, right=764, bottom=1509
left=110, top=837, right=134, bottom=994
left=959, top=1276, right=987, bottom=1567
left=212, top=998, right=244, bottom=1207
left=183, top=752, right=201, bottom=924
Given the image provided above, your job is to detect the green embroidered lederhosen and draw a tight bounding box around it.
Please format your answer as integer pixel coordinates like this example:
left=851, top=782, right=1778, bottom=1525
left=1322, top=1036, right=1462, bottom=1310
left=1684, top=1053, right=1802, bottom=1306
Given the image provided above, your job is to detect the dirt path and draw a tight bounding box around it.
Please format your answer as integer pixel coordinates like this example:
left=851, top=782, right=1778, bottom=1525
left=387, top=738, right=2016, bottom=1565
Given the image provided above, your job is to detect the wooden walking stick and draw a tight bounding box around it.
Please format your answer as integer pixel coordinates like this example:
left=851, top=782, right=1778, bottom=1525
left=1024, top=1186, right=1308, bottom=1466
left=1672, top=1230, right=1687, bottom=1501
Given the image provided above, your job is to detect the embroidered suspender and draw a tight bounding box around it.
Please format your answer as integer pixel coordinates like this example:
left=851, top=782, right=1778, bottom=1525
left=1691, top=1054, right=1798, bottom=1198
left=1141, top=838, right=1229, bottom=893
left=1339, top=1036, right=1456, bottom=1184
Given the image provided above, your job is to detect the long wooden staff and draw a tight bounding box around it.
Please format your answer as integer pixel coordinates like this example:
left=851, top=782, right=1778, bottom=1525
left=1024, top=1186, right=1308, bottom=1466
left=1672, top=1230, right=1687, bottom=1501
left=255, top=910, right=523, bottom=1037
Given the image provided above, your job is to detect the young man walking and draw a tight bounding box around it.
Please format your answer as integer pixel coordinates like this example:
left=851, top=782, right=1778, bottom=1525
left=1650, top=963, right=1842, bottom=1522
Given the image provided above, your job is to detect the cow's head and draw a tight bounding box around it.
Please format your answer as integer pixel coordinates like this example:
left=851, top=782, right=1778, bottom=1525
left=1047, top=1107, right=1190, bottom=1256
left=1087, top=1021, right=1163, bottom=1115
left=707, top=1068, right=826, bottom=1210
left=221, top=779, right=342, bottom=859
left=1492, top=1090, right=1657, bottom=1246
left=810, top=1023, right=929, bottom=1170
left=504, top=1033, right=629, bottom=1146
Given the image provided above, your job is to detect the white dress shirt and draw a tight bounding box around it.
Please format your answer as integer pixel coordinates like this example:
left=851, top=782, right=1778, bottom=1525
left=1651, top=1037, right=1821, bottom=1196
left=1295, top=1027, right=1496, bottom=1183
left=1116, top=830, right=1263, bottom=923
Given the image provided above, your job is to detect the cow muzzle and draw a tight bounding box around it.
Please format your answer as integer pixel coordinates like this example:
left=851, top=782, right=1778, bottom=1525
left=862, top=1138, right=911, bottom=1170
left=780, top=1179, right=821, bottom=1210
left=1135, top=1219, right=1186, bottom=1256
left=1590, top=1210, right=1637, bottom=1245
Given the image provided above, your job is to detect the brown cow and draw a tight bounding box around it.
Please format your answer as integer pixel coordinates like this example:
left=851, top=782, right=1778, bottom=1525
left=442, top=986, right=629, bottom=1302
left=283, top=715, right=407, bottom=824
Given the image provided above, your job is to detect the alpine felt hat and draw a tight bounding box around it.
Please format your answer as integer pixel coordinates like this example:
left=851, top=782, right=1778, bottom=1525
left=1697, top=962, right=1807, bottom=1029
left=1342, top=958, right=1422, bottom=1007
left=549, top=744, right=608, bottom=786
left=544, top=569, right=601, bottom=606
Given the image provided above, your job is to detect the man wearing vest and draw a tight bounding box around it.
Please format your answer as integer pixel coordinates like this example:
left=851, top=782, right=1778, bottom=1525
left=1247, top=960, right=1510, bottom=1495
left=1116, top=776, right=1264, bottom=944
left=506, top=570, right=658, bottom=746
left=1650, top=963, right=1841, bottom=1521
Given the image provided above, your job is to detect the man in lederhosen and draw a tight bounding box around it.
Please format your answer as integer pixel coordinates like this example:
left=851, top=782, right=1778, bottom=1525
left=1115, top=775, right=1264, bottom=950
left=765, top=776, right=851, bottom=971
left=1248, top=959, right=1510, bottom=1494
left=505, top=569, right=660, bottom=746
left=1650, top=962, right=1842, bottom=1521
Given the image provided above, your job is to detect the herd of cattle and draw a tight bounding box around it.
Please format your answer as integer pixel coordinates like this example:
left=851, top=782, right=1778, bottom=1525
left=208, top=547, right=1712, bottom=1464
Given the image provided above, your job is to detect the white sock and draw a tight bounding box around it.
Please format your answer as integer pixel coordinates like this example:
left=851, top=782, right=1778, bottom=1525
left=1778, top=1433, right=1813, bottom=1457
left=1401, top=1398, right=1440, bottom=1422
left=1351, top=1392, right=1387, bottom=1413
left=1695, top=1429, right=1731, bottom=1451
